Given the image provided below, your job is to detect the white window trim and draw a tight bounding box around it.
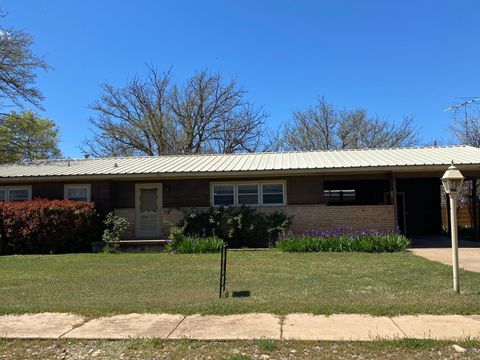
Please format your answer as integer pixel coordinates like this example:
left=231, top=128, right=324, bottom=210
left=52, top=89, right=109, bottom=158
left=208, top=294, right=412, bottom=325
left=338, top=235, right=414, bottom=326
left=64, top=184, right=91, bottom=201
left=261, top=182, right=287, bottom=206
left=211, top=183, right=235, bottom=207
left=210, top=180, right=287, bottom=207
left=237, top=183, right=260, bottom=206
left=0, top=186, right=32, bottom=201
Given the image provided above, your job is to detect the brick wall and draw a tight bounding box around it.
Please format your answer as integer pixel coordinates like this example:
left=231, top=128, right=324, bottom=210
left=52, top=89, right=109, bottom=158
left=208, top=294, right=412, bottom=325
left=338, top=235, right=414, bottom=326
left=256, top=205, right=396, bottom=233
left=114, top=204, right=395, bottom=238
left=113, top=208, right=135, bottom=238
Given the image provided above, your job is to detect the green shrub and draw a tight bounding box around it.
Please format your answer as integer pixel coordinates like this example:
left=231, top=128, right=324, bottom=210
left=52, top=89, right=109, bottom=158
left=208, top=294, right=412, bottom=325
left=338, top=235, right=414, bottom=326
left=102, top=212, right=130, bottom=253
left=179, top=206, right=293, bottom=248
left=276, top=233, right=410, bottom=253
left=166, top=231, right=225, bottom=254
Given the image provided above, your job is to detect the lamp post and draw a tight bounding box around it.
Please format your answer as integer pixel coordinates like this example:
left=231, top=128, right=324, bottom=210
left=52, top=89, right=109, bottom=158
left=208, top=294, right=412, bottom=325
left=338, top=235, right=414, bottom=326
left=441, top=162, right=465, bottom=293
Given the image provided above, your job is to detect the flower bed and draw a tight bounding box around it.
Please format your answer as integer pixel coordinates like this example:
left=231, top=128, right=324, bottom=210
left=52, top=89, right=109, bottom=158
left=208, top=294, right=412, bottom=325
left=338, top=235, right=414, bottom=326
left=166, top=233, right=225, bottom=254
left=276, top=228, right=410, bottom=253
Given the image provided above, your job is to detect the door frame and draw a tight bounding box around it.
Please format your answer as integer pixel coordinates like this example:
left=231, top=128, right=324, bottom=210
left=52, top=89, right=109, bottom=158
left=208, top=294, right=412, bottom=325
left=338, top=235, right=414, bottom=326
left=134, top=183, right=162, bottom=238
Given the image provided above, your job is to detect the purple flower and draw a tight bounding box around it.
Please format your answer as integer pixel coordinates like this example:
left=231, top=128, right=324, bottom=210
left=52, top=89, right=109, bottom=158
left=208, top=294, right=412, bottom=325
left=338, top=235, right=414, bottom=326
left=286, top=226, right=394, bottom=239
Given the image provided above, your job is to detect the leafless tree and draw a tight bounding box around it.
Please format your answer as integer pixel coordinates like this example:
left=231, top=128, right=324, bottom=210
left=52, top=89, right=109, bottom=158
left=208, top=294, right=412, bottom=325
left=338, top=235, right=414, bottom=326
left=207, top=105, right=268, bottom=153
left=280, top=97, right=418, bottom=150
left=338, top=110, right=417, bottom=149
left=83, top=67, right=268, bottom=156
left=168, top=70, right=267, bottom=154
left=82, top=67, right=178, bottom=156
left=0, top=15, right=49, bottom=111
left=281, top=97, right=338, bottom=151
left=449, top=98, right=480, bottom=147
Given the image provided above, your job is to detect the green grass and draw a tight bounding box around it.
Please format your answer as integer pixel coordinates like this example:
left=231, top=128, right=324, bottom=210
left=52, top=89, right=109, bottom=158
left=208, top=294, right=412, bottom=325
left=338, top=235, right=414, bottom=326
left=1, top=339, right=480, bottom=360
left=0, top=251, right=479, bottom=317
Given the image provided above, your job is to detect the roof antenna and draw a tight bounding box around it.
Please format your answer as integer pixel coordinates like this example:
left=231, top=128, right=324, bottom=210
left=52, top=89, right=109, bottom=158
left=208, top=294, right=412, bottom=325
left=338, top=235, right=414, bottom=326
left=114, top=162, right=119, bottom=168
left=67, top=159, right=71, bottom=167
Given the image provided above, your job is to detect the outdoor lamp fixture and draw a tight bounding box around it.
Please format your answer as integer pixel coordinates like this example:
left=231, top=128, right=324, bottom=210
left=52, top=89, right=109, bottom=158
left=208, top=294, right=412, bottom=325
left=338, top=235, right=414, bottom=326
left=441, top=161, right=465, bottom=293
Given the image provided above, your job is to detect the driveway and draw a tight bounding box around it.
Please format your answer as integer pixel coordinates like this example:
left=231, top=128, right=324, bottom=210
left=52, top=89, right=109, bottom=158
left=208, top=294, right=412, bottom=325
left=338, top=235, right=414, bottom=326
left=410, top=237, right=480, bottom=272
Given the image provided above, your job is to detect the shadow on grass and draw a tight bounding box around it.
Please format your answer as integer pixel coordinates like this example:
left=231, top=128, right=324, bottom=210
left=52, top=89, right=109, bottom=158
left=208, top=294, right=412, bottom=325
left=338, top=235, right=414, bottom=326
left=232, top=290, right=251, bottom=298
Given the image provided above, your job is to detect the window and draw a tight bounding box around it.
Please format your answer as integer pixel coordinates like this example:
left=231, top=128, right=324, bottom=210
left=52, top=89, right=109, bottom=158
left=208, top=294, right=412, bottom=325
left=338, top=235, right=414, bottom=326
left=0, top=186, right=32, bottom=201
left=237, top=184, right=259, bottom=205
left=211, top=182, right=285, bottom=206
left=212, top=184, right=235, bottom=206
left=9, top=189, right=30, bottom=201
left=324, top=189, right=356, bottom=204
left=262, top=184, right=284, bottom=205
left=64, top=184, right=91, bottom=201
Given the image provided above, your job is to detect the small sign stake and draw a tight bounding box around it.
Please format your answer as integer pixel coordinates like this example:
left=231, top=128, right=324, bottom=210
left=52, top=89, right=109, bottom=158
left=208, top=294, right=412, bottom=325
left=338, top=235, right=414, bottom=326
left=219, top=244, right=227, bottom=298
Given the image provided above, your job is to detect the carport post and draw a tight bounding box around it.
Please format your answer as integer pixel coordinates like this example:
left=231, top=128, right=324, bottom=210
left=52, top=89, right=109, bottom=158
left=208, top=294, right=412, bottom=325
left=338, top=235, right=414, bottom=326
left=472, top=179, right=479, bottom=242
left=389, top=173, right=399, bottom=231
left=441, top=163, right=465, bottom=294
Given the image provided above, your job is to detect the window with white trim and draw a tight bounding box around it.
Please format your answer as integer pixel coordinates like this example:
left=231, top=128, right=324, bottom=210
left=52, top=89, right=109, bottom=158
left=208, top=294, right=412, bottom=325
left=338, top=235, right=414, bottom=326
left=0, top=186, right=32, bottom=201
left=212, top=184, right=234, bottom=206
left=211, top=182, right=285, bottom=206
left=237, top=184, right=259, bottom=205
left=262, top=183, right=284, bottom=205
left=64, top=184, right=91, bottom=201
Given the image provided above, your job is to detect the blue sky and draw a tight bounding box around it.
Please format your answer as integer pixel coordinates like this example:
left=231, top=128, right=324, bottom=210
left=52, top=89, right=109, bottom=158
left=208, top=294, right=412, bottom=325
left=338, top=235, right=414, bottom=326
left=3, top=0, right=480, bottom=157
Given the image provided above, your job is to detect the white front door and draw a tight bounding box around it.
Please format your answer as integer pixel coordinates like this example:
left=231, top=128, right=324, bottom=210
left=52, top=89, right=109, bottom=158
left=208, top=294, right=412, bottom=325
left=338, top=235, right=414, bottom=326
left=135, top=183, right=162, bottom=238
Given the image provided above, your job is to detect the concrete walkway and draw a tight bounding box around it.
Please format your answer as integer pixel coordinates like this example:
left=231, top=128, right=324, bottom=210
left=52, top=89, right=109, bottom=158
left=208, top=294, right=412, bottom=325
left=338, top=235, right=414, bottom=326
left=1, top=313, right=480, bottom=341
left=410, top=247, right=480, bottom=272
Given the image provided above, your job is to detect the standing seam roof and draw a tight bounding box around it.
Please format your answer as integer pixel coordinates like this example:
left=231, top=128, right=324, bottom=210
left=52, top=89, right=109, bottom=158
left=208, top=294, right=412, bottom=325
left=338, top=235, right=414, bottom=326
left=0, top=145, right=480, bottom=179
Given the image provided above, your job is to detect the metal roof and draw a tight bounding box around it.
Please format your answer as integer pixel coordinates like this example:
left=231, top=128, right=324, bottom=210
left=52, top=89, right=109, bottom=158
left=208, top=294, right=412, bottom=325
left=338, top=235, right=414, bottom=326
left=1, top=145, right=480, bottom=180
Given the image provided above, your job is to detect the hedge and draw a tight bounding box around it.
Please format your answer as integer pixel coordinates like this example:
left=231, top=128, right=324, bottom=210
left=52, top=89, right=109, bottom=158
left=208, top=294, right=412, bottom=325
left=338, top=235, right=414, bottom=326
left=0, top=199, right=101, bottom=254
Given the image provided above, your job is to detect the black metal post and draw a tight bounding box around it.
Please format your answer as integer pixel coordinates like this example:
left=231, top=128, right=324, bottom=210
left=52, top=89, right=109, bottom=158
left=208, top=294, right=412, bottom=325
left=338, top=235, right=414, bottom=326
left=219, top=244, right=227, bottom=298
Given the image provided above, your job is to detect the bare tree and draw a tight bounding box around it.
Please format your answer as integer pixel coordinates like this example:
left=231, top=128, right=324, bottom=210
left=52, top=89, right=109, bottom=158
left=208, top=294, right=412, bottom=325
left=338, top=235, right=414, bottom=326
left=208, top=105, right=268, bottom=154
left=82, top=67, right=179, bottom=156
left=0, top=15, right=49, bottom=111
left=168, top=70, right=267, bottom=154
left=281, top=97, right=338, bottom=151
left=83, top=67, right=268, bottom=156
left=280, top=97, right=418, bottom=151
left=448, top=98, right=480, bottom=147
left=338, top=110, right=417, bottom=149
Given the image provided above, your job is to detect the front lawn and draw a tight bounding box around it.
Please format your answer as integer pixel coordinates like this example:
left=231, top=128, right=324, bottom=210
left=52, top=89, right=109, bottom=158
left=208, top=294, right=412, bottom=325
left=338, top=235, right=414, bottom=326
left=0, top=251, right=479, bottom=317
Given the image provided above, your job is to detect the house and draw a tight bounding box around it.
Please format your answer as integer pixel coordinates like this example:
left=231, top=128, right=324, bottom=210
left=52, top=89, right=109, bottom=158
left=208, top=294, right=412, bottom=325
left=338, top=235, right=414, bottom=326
left=1, top=145, right=480, bottom=240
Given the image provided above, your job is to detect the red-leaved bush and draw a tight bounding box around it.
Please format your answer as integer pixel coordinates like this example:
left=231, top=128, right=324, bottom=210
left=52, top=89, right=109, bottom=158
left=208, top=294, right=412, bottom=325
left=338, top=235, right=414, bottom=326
left=0, top=199, right=101, bottom=254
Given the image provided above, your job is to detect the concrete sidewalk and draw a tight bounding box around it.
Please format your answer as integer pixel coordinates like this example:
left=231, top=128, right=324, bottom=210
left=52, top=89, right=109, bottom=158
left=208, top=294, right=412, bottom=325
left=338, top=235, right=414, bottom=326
left=1, top=313, right=480, bottom=341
